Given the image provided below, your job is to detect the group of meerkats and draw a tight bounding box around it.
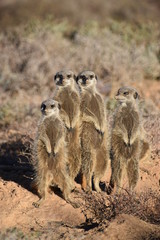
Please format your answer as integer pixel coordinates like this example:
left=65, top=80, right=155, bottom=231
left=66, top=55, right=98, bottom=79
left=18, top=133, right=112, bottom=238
left=32, top=70, right=150, bottom=207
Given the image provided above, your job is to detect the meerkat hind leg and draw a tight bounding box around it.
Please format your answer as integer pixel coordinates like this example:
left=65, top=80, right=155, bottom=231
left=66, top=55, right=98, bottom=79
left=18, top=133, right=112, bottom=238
left=108, top=156, right=120, bottom=194
left=81, top=173, right=92, bottom=192
left=127, top=158, right=139, bottom=192
left=81, top=174, right=87, bottom=191
left=62, top=182, right=80, bottom=208
left=32, top=182, right=48, bottom=208
left=93, top=176, right=101, bottom=193
left=94, top=147, right=108, bottom=193
left=85, top=173, right=92, bottom=193
left=116, top=167, right=124, bottom=194
left=32, top=172, right=51, bottom=208
left=81, top=150, right=93, bottom=192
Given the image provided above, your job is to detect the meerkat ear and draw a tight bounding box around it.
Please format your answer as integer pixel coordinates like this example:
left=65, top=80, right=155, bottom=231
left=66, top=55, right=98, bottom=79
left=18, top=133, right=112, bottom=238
left=134, top=92, right=139, bottom=99
left=95, top=75, right=98, bottom=80
left=58, top=103, right=61, bottom=109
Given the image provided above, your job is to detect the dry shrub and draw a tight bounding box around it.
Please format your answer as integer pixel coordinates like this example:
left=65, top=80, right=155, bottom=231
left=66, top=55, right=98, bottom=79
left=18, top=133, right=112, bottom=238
left=0, top=21, right=159, bottom=98
left=0, top=132, right=35, bottom=191
left=0, top=99, right=39, bottom=128
left=80, top=193, right=114, bottom=229
left=81, top=190, right=160, bottom=230
left=112, top=190, right=160, bottom=224
left=0, top=133, right=33, bottom=167
left=0, top=227, right=42, bottom=240
left=0, top=0, right=160, bottom=29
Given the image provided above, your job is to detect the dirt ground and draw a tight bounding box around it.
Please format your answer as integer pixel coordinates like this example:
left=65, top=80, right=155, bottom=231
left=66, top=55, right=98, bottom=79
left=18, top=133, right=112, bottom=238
left=0, top=89, right=159, bottom=239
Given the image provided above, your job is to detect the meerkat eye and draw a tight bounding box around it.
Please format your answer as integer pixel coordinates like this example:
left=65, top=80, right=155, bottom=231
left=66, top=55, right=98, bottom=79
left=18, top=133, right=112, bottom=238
left=67, top=74, right=71, bottom=79
left=51, top=104, right=55, bottom=108
left=123, top=92, right=129, bottom=95
left=90, top=75, right=94, bottom=79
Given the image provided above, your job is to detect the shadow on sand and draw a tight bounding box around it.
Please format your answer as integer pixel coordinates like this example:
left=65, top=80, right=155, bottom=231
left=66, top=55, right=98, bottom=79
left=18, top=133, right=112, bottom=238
left=0, top=135, right=34, bottom=192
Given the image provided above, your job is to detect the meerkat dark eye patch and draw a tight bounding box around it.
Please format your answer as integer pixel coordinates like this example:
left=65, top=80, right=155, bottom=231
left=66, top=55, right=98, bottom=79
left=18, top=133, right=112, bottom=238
left=134, top=92, right=139, bottom=99
left=90, top=75, right=94, bottom=79
left=58, top=103, right=61, bottom=109
left=123, top=92, right=129, bottom=95
left=41, top=103, right=46, bottom=111
left=51, top=104, right=55, bottom=108
left=82, top=75, right=87, bottom=81
left=59, top=74, right=63, bottom=79
left=67, top=74, right=71, bottom=78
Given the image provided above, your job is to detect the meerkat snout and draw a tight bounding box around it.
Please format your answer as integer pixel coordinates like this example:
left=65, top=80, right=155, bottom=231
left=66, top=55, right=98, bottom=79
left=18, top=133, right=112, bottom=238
left=54, top=70, right=76, bottom=87
left=115, top=87, right=139, bottom=103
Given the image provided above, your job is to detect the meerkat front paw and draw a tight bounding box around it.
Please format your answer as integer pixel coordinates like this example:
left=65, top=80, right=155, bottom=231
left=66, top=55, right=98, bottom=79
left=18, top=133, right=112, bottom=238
left=66, top=126, right=73, bottom=132
left=123, top=137, right=129, bottom=146
left=124, top=142, right=131, bottom=147
left=129, top=138, right=136, bottom=145
left=46, top=145, right=52, bottom=154
left=52, top=151, right=57, bottom=157
left=48, top=152, right=57, bottom=158
left=96, top=128, right=104, bottom=136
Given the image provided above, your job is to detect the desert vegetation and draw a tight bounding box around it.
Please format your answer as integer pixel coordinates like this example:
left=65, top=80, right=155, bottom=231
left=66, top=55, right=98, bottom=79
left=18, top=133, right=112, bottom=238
left=0, top=0, right=160, bottom=239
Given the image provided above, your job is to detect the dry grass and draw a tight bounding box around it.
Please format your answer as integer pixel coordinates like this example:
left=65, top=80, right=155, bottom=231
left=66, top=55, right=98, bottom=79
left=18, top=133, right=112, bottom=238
left=0, top=20, right=159, bottom=95
left=0, top=19, right=159, bottom=131
left=80, top=190, right=160, bottom=230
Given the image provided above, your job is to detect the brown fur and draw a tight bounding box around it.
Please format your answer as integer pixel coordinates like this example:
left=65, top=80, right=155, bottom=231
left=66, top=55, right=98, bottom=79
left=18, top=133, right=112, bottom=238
left=33, top=99, right=73, bottom=207
left=76, top=70, right=108, bottom=192
left=109, top=87, right=150, bottom=193
left=53, top=70, right=81, bottom=182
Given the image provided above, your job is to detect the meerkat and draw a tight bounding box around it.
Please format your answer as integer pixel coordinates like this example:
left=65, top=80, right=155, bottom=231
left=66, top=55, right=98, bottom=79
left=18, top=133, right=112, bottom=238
left=76, top=70, right=109, bottom=193
left=53, top=70, right=81, bottom=184
left=108, top=87, right=150, bottom=194
left=32, top=99, right=74, bottom=207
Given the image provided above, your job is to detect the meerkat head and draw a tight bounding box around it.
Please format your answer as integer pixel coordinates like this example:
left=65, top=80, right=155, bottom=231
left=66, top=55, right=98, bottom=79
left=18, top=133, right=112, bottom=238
left=76, top=71, right=97, bottom=90
left=115, top=87, right=139, bottom=105
left=41, top=99, right=61, bottom=117
left=54, top=70, right=76, bottom=87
